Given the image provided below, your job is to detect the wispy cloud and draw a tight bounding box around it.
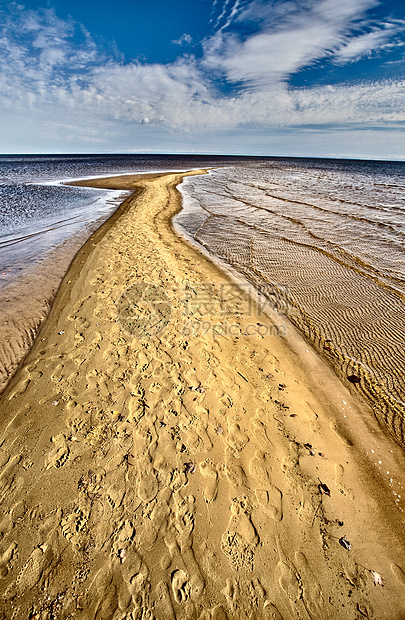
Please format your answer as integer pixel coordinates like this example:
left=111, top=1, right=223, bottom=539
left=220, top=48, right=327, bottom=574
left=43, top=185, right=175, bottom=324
left=172, top=33, right=193, bottom=46
left=333, top=22, right=405, bottom=63
left=212, top=0, right=236, bottom=30
left=203, top=0, right=384, bottom=85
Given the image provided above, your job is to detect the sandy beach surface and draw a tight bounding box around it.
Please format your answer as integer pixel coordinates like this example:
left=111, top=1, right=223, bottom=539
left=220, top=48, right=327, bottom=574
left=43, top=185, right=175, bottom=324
left=1, top=171, right=405, bottom=620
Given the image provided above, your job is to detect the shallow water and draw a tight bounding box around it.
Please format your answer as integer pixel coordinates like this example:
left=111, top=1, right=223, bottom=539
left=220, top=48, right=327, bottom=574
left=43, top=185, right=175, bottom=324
left=177, top=158, right=405, bottom=447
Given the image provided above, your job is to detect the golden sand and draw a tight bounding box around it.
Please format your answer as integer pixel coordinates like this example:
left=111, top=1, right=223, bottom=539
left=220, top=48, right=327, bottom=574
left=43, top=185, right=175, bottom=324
left=0, top=171, right=405, bottom=619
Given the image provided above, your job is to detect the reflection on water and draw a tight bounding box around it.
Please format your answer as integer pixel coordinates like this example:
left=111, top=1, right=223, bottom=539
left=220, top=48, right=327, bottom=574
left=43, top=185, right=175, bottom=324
left=177, top=159, right=405, bottom=448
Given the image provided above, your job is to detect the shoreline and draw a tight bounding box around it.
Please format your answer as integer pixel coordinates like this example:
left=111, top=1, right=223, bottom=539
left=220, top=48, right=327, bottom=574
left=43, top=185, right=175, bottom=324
left=0, top=171, right=405, bottom=618
left=0, top=185, right=133, bottom=395
left=0, top=167, right=205, bottom=395
left=176, top=168, right=405, bottom=452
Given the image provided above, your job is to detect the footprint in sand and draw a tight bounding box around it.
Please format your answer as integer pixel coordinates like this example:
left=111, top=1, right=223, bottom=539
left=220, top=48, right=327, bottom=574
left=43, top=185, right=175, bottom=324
left=220, top=393, right=233, bottom=408
left=0, top=512, right=13, bottom=541
left=8, top=375, right=31, bottom=400
left=224, top=457, right=247, bottom=491
left=249, top=450, right=272, bottom=486
left=170, top=495, right=206, bottom=601
left=275, top=560, right=302, bottom=604
left=297, top=488, right=321, bottom=526
left=119, top=547, right=143, bottom=587
left=60, top=507, right=89, bottom=540
left=295, top=551, right=324, bottom=615
left=199, top=460, right=218, bottom=503
left=211, top=605, right=229, bottom=620
left=155, top=581, right=176, bottom=620
left=221, top=499, right=258, bottom=570
left=229, top=498, right=259, bottom=547
left=149, top=382, right=162, bottom=394
left=249, top=417, right=273, bottom=451
left=227, top=422, right=249, bottom=455
left=138, top=472, right=159, bottom=503
left=91, top=330, right=102, bottom=347
left=221, top=530, right=254, bottom=572
left=334, top=463, right=354, bottom=500
left=221, top=578, right=237, bottom=613
left=280, top=455, right=300, bottom=495
left=171, top=569, right=191, bottom=604
left=263, top=601, right=283, bottom=619
left=141, top=488, right=171, bottom=550
left=391, top=563, right=405, bottom=585
left=73, top=353, right=87, bottom=367
left=6, top=546, right=52, bottom=598
left=184, top=426, right=201, bottom=453
left=102, top=484, right=125, bottom=521
left=218, top=369, right=237, bottom=391
left=89, top=564, right=119, bottom=619
left=151, top=361, right=165, bottom=379
left=303, top=403, right=321, bottom=434
left=0, top=542, right=17, bottom=578
left=198, top=348, right=219, bottom=369
left=255, top=485, right=283, bottom=521
left=196, top=421, right=213, bottom=451
left=112, top=519, right=135, bottom=555
left=0, top=454, right=23, bottom=504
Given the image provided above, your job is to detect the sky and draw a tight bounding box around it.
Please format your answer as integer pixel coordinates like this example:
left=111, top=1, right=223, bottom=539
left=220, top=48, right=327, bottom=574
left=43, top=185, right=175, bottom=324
left=0, top=0, right=404, bottom=158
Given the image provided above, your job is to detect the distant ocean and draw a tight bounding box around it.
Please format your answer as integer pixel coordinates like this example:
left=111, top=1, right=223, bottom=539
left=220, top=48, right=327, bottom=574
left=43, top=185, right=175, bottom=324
left=0, top=154, right=404, bottom=449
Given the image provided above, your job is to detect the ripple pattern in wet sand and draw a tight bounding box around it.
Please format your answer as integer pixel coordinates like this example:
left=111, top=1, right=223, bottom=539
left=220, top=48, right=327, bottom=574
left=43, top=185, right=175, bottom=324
left=178, top=161, right=405, bottom=448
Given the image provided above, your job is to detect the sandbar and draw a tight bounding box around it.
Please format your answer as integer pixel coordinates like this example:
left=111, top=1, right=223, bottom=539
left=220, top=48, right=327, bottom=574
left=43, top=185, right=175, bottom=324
left=0, top=171, right=404, bottom=619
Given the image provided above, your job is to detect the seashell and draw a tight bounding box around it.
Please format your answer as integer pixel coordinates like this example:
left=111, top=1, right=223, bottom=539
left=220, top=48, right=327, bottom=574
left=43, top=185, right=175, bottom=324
left=184, top=461, right=196, bottom=474
left=339, top=536, right=351, bottom=550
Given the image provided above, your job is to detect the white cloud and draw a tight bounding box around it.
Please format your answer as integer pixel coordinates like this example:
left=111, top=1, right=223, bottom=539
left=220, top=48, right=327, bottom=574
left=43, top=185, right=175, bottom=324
left=0, top=0, right=404, bottom=156
left=203, top=0, right=383, bottom=85
left=172, top=33, right=192, bottom=46
left=212, top=0, right=236, bottom=30
left=334, top=25, right=405, bottom=63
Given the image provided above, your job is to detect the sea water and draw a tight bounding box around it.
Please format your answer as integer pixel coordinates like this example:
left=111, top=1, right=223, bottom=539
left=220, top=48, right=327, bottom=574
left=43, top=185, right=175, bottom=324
left=0, top=154, right=218, bottom=278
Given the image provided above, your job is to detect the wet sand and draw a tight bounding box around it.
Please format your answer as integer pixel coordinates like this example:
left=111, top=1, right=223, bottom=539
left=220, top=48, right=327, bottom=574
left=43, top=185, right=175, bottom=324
left=0, top=171, right=405, bottom=619
left=0, top=190, right=131, bottom=394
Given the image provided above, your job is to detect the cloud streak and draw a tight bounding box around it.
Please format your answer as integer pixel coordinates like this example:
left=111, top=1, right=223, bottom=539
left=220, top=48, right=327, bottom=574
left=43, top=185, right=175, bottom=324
left=202, top=0, right=387, bottom=85
left=333, top=22, right=405, bottom=63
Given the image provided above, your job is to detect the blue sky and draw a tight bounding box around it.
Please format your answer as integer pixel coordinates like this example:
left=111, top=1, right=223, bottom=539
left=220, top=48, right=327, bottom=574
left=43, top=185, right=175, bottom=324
left=0, top=0, right=404, bottom=158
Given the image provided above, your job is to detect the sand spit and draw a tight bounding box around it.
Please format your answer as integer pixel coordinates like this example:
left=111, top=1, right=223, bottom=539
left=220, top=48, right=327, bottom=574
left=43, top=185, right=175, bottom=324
left=0, top=171, right=405, bottom=619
